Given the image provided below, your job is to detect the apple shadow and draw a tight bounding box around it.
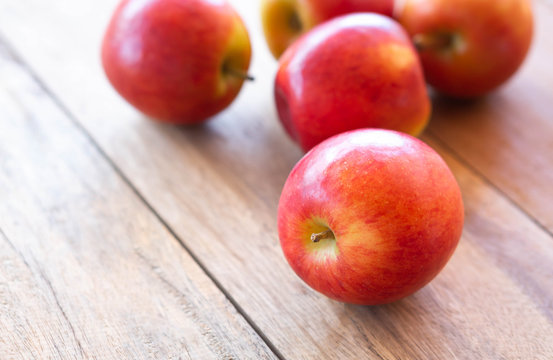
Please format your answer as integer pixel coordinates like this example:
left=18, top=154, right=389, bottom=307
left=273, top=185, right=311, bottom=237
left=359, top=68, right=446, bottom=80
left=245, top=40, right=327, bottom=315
left=145, top=104, right=304, bottom=214
left=421, top=90, right=519, bottom=179
left=428, top=90, right=495, bottom=129
left=432, top=90, right=487, bottom=108
left=426, top=87, right=529, bottom=150
left=328, top=289, right=475, bottom=357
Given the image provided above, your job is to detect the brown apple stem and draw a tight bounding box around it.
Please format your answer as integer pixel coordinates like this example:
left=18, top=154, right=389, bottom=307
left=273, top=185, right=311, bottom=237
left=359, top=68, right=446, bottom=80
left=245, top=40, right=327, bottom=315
left=311, top=229, right=334, bottom=243
left=224, top=67, right=255, bottom=81
left=413, top=33, right=453, bottom=52
left=288, top=11, right=302, bottom=32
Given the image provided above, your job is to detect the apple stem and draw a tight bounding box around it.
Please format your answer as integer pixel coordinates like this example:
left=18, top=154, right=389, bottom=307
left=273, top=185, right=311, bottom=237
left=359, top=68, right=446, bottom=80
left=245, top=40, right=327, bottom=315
left=224, top=67, right=255, bottom=81
left=288, top=11, right=302, bottom=32
left=413, top=33, right=453, bottom=51
left=311, top=229, right=334, bottom=243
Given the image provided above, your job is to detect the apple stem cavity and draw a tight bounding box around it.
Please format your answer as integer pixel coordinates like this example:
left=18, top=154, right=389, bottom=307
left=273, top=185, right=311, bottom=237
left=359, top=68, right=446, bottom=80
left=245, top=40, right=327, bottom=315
left=413, top=32, right=454, bottom=52
left=311, top=229, right=335, bottom=243
left=223, top=66, right=255, bottom=81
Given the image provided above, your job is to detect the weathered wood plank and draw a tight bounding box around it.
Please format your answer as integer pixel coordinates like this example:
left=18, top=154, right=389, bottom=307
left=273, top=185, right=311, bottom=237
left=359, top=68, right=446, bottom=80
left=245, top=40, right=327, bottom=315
left=0, top=0, right=552, bottom=359
left=427, top=0, right=553, bottom=233
left=0, top=41, right=276, bottom=360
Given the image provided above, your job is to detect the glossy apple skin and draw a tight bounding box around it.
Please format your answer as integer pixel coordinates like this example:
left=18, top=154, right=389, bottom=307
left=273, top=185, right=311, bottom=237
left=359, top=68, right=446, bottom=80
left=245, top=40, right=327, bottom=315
left=262, top=0, right=394, bottom=58
left=275, top=14, right=431, bottom=152
left=278, top=129, right=464, bottom=305
left=102, top=0, right=251, bottom=123
left=396, top=0, right=533, bottom=97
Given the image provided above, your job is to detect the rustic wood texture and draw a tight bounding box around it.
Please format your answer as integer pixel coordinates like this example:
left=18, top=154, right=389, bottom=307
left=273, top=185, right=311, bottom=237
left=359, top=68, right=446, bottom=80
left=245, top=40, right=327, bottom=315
left=0, top=42, right=276, bottom=360
left=0, top=0, right=552, bottom=358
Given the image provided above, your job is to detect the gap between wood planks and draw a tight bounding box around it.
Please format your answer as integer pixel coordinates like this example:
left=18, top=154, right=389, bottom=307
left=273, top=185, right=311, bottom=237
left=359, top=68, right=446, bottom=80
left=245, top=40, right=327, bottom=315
left=0, top=33, right=286, bottom=360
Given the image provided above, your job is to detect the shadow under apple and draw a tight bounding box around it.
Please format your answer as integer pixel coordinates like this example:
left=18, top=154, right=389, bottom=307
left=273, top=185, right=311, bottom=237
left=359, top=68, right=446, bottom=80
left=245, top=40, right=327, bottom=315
left=428, top=90, right=495, bottom=129
left=145, top=102, right=303, bottom=216
left=316, top=288, right=477, bottom=358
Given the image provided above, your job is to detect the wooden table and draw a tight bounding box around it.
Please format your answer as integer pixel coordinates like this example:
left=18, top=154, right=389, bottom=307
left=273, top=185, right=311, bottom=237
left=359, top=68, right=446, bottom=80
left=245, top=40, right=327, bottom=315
left=1, top=0, right=552, bottom=358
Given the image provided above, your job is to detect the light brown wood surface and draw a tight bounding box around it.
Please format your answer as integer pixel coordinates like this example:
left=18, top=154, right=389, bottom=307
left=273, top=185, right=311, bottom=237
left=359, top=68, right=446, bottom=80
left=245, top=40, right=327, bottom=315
left=0, top=41, right=276, bottom=360
left=0, top=0, right=552, bottom=359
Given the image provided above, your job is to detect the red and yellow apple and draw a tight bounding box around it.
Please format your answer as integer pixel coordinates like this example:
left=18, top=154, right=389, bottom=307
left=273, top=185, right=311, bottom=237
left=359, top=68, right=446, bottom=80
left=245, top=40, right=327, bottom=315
left=396, top=0, right=533, bottom=97
left=278, top=129, right=464, bottom=305
left=261, top=0, right=394, bottom=58
left=102, top=0, right=252, bottom=124
left=275, top=13, right=431, bottom=152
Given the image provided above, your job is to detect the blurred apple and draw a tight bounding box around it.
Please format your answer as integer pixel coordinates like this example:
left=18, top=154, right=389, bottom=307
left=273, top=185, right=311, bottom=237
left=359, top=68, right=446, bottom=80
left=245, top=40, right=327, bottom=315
left=396, top=0, right=533, bottom=97
left=278, top=129, right=464, bottom=305
left=102, top=0, right=252, bottom=123
left=261, top=0, right=394, bottom=58
left=275, top=13, right=430, bottom=151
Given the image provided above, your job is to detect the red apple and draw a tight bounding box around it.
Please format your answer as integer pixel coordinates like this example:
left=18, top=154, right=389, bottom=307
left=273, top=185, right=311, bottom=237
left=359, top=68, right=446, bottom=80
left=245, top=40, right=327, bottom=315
left=278, top=129, right=464, bottom=305
left=102, top=0, right=252, bottom=124
left=396, top=0, right=533, bottom=97
left=261, top=0, right=394, bottom=58
left=275, top=13, right=431, bottom=152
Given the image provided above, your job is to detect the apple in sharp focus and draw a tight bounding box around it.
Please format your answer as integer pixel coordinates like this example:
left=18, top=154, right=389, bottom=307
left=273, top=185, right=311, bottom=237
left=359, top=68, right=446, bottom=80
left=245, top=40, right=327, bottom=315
left=278, top=129, right=464, bottom=305
left=102, top=0, right=252, bottom=124
left=275, top=13, right=431, bottom=152
left=396, top=0, right=533, bottom=97
left=261, top=0, right=394, bottom=58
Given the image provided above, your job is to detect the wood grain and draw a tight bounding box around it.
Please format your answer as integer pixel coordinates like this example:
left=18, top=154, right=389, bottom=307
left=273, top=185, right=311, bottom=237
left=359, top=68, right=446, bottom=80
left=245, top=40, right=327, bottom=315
left=0, top=0, right=552, bottom=358
left=0, top=41, right=276, bottom=359
left=427, top=0, right=553, bottom=233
